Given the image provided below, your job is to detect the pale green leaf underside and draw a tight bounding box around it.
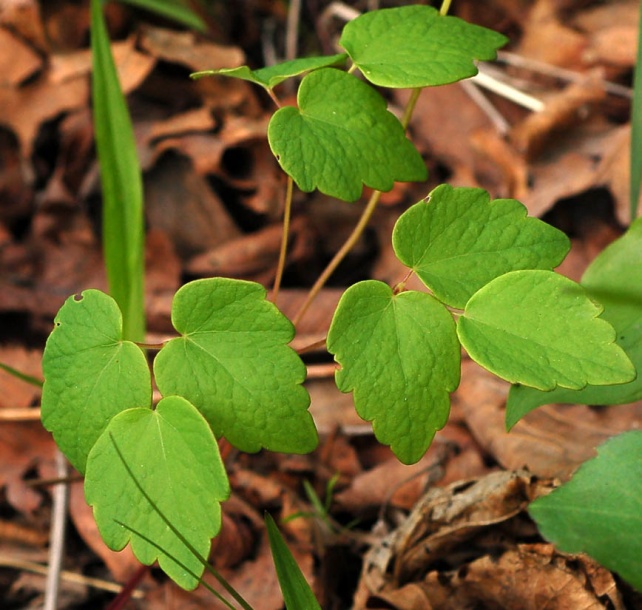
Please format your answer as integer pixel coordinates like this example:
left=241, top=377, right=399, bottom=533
left=529, top=430, right=642, bottom=592
left=458, top=270, right=635, bottom=391
left=84, top=397, right=229, bottom=591
left=327, top=281, right=460, bottom=464
left=191, top=54, right=348, bottom=90
left=154, top=278, right=318, bottom=454
left=393, top=185, right=570, bottom=308
left=41, top=290, right=151, bottom=473
left=340, top=5, right=507, bottom=88
left=506, top=218, right=642, bottom=428
left=268, top=68, right=427, bottom=202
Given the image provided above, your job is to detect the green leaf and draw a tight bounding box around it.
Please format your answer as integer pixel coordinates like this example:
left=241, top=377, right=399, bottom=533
left=327, top=280, right=460, bottom=464
left=268, top=68, right=427, bottom=202
left=506, top=218, right=642, bottom=428
left=265, top=513, right=322, bottom=610
left=84, top=396, right=229, bottom=591
left=191, top=54, right=348, bottom=91
left=340, top=5, right=507, bottom=88
left=41, top=290, right=151, bottom=473
left=529, top=430, right=642, bottom=592
left=458, top=270, right=635, bottom=391
left=154, top=278, right=318, bottom=454
left=393, top=185, right=570, bottom=308
left=91, top=0, right=145, bottom=341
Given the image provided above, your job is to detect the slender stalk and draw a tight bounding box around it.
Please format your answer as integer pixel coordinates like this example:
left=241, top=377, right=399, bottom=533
left=0, top=362, right=43, bottom=387
left=272, top=176, right=294, bottom=304
left=630, top=3, right=642, bottom=220
left=292, top=87, right=424, bottom=327
left=293, top=189, right=382, bottom=326
left=43, top=451, right=69, bottom=610
left=439, top=0, right=453, bottom=16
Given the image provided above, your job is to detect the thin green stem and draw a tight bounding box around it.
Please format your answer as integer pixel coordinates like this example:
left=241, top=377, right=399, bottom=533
left=272, top=176, right=294, bottom=304
left=293, top=189, right=383, bottom=327
left=401, top=88, right=422, bottom=129
left=439, top=0, right=453, bottom=16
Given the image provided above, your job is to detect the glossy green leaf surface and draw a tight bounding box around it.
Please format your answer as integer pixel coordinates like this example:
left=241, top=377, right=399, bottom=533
left=154, top=278, right=318, bottom=454
left=191, top=54, right=348, bottom=91
left=530, top=430, right=642, bottom=592
left=268, top=68, right=427, bottom=201
left=85, top=396, right=229, bottom=590
left=41, top=290, right=151, bottom=473
left=91, top=0, right=145, bottom=341
left=266, top=513, right=322, bottom=610
left=506, top=218, right=642, bottom=428
left=458, top=270, right=635, bottom=391
left=327, top=281, right=460, bottom=464
left=393, top=185, right=570, bottom=308
left=119, top=0, right=205, bottom=30
left=340, top=5, right=507, bottom=88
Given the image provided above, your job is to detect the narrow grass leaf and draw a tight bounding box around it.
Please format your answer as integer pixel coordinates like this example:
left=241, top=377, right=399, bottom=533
left=119, top=0, right=205, bottom=30
left=91, top=0, right=145, bottom=342
left=530, top=430, right=642, bottom=592
left=265, top=513, right=322, bottom=610
left=0, top=362, right=43, bottom=388
left=630, top=5, right=642, bottom=220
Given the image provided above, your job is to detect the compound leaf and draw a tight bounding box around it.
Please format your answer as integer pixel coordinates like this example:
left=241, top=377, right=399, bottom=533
left=327, top=281, right=460, bottom=464
left=191, top=54, right=348, bottom=91
left=458, top=270, right=635, bottom=391
left=41, top=290, right=151, bottom=473
left=84, top=396, right=229, bottom=590
left=506, top=217, right=642, bottom=428
left=340, top=5, right=507, bottom=88
left=268, top=68, right=426, bottom=202
left=154, top=278, right=317, bottom=454
left=529, top=430, right=642, bottom=592
left=393, top=185, right=570, bottom=308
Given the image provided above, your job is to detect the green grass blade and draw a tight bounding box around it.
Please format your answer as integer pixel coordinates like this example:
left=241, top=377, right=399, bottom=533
left=265, top=513, right=322, bottom=610
left=118, top=0, right=206, bottom=31
left=630, top=5, right=642, bottom=220
left=90, top=0, right=145, bottom=342
left=0, top=362, right=43, bottom=388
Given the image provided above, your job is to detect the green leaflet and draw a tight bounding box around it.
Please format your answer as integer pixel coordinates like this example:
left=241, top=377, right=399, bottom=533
left=85, top=397, right=229, bottom=590
left=529, top=431, right=642, bottom=592
left=327, top=280, right=460, bottom=464
left=506, top=217, right=642, bottom=428
left=266, top=514, right=322, bottom=610
left=154, top=278, right=318, bottom=454
left=458, top=270, right=635, bottom=391
left=268, top=68, right=427, bottom=202
left=340, top=5, right=507, bottom=88
left=393, top=185, right=570, bottom=308
left=41, top=290, right=151, bottom=473
left=191, top=54, right=348, bottom=91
